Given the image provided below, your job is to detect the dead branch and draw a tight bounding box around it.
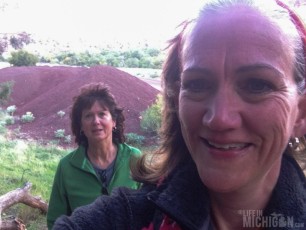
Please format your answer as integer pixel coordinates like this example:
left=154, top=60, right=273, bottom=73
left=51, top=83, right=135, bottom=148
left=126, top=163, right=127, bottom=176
left=0, top=182, right=48, bottom=230
left=0, top=217, right=25, bottom=230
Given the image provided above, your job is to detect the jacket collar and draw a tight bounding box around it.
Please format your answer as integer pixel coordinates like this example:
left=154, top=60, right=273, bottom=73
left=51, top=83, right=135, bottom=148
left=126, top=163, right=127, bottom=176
left=68, top=144, right=126, bottom=174
left=264, top=154, right=306, bottom=224
left=69, top=145, right=96, bottom=174
left=147, top=154, right=306, bottom=229
left=147, top=158, right=211, bottom=229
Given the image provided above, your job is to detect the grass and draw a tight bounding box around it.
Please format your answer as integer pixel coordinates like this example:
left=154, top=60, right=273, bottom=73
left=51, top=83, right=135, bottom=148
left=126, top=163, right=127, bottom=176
left=0, top=122, right=158, bottom=229
left=0, top=138, right=69, bottom=198
left=0, top=126, right=70, bottom=230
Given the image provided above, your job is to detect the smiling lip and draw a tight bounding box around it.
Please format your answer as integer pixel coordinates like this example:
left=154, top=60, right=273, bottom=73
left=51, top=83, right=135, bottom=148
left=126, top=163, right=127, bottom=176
left=202, top=138, right=251, bottom=158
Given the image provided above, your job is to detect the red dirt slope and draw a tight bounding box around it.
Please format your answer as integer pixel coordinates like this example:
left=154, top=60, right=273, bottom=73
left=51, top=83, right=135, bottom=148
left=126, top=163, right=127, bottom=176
left=0, top=65, right=159, bottom=147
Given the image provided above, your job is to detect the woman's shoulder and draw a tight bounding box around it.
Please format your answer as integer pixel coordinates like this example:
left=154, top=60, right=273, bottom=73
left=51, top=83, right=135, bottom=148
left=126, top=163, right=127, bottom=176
left=282, top=153, right=306, bottom=183
left=58, top=146, right=85, bottom=166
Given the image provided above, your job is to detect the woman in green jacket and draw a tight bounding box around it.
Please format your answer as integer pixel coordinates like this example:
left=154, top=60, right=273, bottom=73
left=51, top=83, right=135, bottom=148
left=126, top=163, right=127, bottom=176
left=47, top=83, right=142, bottom=229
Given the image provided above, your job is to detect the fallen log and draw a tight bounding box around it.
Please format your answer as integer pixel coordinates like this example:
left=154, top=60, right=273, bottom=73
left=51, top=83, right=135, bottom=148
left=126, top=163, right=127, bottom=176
left=0, top=182, right=48, bottom=230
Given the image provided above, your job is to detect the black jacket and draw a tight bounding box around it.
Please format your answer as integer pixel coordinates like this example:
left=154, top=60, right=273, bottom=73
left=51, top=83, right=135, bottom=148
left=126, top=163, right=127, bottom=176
left=53, top=154, right=306, bottom=230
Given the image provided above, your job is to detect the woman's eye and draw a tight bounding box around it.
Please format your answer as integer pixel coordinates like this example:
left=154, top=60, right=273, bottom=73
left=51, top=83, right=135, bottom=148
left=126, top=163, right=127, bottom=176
left=182, top=79, right=211, bottom=92
left=84, top=114, right=92, bottom=119
left=241, top=78, right=274, bottom=94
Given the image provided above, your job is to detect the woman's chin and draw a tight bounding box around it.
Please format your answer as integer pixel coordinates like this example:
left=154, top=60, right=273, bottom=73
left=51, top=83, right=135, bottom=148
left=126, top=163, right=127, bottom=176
left=198, top=170, right=250, bottom=194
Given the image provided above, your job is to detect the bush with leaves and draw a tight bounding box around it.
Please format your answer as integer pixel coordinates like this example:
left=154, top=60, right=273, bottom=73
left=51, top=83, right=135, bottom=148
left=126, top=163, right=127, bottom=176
left=54, top=129, right=65, bottom=138
left=6, top=105, right=16, bottom=115
left=0, top=109, right=7, bottom=132
left=47, top=47, right=164, bottom=68
left=0, top=81, right=14, bottom=105
left=5, top=115, right=14, bottom=125
left=64, top=135, right=72, bottom=143
left=126, top=133, right=145, bottom=146
left=57, top=110, right=65, bottom=118
left=21, top=112, right=35, bottom=123
left=8, top=50, right=39, bottom=66
left=140, top=94, right=162, bottom=134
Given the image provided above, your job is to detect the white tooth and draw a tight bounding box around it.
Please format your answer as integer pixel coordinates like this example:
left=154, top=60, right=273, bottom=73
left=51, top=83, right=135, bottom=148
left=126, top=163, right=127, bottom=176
left=208, top=141, right=245, bottom=149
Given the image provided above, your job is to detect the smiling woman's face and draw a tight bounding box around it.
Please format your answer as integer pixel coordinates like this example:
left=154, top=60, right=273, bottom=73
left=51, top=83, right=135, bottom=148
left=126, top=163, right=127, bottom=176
left=179, top=6, right=303, bottom=193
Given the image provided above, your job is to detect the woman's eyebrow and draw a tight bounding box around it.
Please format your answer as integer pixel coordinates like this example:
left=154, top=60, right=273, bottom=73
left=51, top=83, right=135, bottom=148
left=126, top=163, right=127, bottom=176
left=182, top=67, right=214, bottom=76
left=236, top=63, right=284, bottom=77
left=183, top=64, right=285, bottom=79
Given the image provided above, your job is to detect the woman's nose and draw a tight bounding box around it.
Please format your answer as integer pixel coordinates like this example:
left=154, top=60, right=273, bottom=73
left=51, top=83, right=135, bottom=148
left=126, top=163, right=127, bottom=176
left=202, top=89, right=242, bottom=131
left=92, top=115, right=100, bottom=124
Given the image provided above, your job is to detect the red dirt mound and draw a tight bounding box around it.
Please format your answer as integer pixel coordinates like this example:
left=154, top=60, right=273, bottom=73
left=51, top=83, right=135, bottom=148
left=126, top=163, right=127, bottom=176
left=0, top=65, right=160, bottom=147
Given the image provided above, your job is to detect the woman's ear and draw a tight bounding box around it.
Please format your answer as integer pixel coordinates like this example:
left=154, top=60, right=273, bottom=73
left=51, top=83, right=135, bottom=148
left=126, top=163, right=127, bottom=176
left=293, top=94, right=306, bottom=137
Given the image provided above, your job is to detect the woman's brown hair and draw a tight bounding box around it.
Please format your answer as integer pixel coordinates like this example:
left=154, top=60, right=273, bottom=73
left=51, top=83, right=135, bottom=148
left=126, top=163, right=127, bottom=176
left=70, top=82, right=125, bottom=147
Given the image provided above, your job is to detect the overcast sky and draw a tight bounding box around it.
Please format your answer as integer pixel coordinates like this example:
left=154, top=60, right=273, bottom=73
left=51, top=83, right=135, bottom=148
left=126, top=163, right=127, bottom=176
left=0, top=0, right=303, bottom=52
left=0, top=0, right=204, bottom=50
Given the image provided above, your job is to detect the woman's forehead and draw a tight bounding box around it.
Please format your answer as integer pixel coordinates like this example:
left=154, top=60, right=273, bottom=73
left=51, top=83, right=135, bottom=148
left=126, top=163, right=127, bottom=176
left=190, top=6, right=281, bottom=43
left=82, top=100, right=109, bottom=111
left=181, top=5, right=294, bottom=73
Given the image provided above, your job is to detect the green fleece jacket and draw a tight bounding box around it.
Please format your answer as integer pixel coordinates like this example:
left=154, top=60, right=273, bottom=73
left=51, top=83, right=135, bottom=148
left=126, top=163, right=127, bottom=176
left=47, top=143, right=141, bottom=229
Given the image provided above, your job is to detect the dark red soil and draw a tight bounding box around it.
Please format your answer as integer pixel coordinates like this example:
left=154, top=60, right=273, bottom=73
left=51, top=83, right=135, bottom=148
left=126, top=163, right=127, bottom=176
left=0, top=65, right=159, bottom=148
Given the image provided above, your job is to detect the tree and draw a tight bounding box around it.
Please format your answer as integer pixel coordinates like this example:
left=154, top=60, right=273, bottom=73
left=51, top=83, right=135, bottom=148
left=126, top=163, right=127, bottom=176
left=8, top=50, right=39, bottom=66
left=0, top=32, right=33, bottom=56
left=140, top=94, right=163, bottom=134
left=288, top=0, right=306, bottom=7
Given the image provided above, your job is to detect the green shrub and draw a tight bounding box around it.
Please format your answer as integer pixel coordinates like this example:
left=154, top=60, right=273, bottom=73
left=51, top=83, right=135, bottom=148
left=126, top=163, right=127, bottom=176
left=8, top=50, right=39, bottom=66
left=140, top=94, right=162, bottom=134
left=126, top=133, right=145, bottom=146
left=54, top=129, right=65, bottom=138
left=6, top=105, right=17, bottom=115
left=149, top=71, right=160, bottom=78
left=0, top=81, right=14, bottom=104
left=5, top=115, right=15, bottom=125
left=21, top=112, right=35, bottom=123
left=0, top=121, right=7, bottom=134
left=57, top=110, right=65, bottom=118
left=64, top=135, right=72, bottom=143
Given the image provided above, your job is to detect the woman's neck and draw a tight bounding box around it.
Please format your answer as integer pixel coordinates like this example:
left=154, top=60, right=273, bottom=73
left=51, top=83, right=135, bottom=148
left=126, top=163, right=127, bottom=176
left=87, top=141, right=117, bottom=169
left=209, top=159, right=281, bottom=230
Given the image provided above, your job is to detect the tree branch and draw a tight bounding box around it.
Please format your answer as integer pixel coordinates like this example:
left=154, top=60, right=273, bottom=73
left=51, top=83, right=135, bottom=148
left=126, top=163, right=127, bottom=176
left=0, top=182, right=48, bottom=230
